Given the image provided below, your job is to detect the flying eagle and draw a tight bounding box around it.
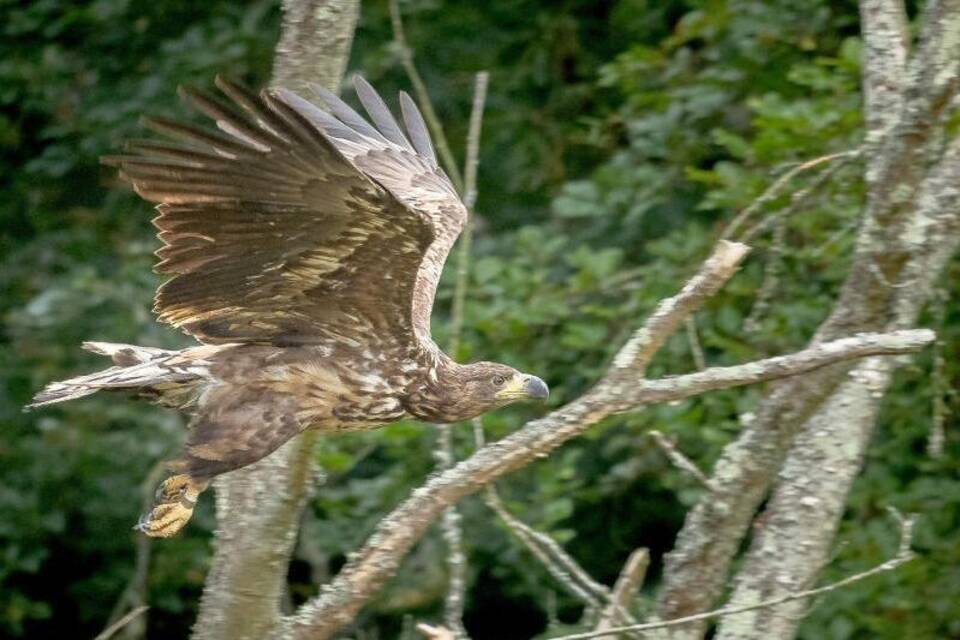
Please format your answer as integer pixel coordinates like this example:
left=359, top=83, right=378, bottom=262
left=28, top=76, right=549, bottom=537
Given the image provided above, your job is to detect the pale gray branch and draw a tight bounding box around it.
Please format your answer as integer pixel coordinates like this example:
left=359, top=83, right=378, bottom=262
left=594, top=549, right=650, bottom=639
left=650, top=431, right=715, bottom=491
left=557, top=511, right=915, bottom=640
left=277, top=238, right=934, bottom=639
left=94, top=606, right=149, bottom=640
left=721, top=152, right=856, bottom=241
left=611, top=241, right=749, bottom=375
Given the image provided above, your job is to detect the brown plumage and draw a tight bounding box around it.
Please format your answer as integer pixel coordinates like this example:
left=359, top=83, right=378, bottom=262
left=27, top=76, right=548, bottom=537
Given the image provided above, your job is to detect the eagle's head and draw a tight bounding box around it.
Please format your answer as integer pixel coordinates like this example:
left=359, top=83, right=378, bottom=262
left=462, top=361, right=550, bottom=408
left=410, top=360, right=549, bottom=423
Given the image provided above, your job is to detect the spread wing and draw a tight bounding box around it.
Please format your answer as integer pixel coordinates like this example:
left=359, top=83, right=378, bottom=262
left=104, top=76, right=467, bottom=346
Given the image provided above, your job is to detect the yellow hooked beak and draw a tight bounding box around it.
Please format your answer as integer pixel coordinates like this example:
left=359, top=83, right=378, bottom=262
left=495, top=374, right=550, bottom=401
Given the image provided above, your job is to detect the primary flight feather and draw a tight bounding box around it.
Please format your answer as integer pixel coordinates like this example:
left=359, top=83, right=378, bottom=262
left=28, top=76, right=549, bottom=537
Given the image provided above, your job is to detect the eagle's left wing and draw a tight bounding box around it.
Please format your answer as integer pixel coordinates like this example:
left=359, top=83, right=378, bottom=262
left=104, top=77, right=467, bottom=347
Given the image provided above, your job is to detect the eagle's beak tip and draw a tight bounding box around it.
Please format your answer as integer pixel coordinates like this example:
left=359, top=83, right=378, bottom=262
left=524, top=376, right=549, bottom=400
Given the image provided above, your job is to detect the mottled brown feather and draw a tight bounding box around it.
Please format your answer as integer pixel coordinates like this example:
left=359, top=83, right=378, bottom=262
left=110, top=78, right=467, bottom=347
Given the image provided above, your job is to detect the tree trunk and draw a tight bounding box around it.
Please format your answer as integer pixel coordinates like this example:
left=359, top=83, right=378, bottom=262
left=655, top=1, right=960, bottom=637
left=191, top=2, right=359, bottom=638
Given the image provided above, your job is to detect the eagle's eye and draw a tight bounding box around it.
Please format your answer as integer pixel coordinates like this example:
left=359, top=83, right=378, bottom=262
left=492, top=375, right=506, bottom=386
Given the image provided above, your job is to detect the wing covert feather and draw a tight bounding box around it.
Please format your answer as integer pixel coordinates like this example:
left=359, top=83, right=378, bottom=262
left=108, top=78, right=467, bottom=346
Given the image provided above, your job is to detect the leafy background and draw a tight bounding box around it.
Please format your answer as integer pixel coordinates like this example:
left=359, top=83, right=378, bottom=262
left=1, top=0, right=958, bottom=638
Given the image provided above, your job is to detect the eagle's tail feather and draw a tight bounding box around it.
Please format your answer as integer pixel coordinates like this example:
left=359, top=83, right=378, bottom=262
left=26, top=342, right=200, bottom=409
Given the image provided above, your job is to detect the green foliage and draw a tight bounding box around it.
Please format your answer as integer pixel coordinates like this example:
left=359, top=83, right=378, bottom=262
left=2, top=0, right=958, bottom=638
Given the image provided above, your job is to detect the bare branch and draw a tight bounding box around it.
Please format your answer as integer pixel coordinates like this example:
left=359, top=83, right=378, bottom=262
left=417, top=623, right=457, bottom=640
left=594, top=549, right=650, bottom=639
left=611, top=241, right=749, bottom=375
left=618, top=329, right=933, bottom=410
left=279, top=233, right=933, bottom=639
left=94, top=606, right=149, bottom=640
left=721, top=151, right=858, bottom=241
left=463, top=72, right=489, bottom=211
left=105, top=462, right=165, bottom=639
left=472, top=422, right=609, bottom=609
left=448, top=71, right=490, bottom=356
left=928, top=287, right=950, bottom=458
left=649, top=431, right=714, bottom=491
left=555, top=511, right=915, bottom=640
left=739, top=151, right=859, bottom=246
left=434, top=71, right=490, bottom=639
left=684, top=317, right=706, bottom=370
left=388, top=0, right=464, bottom=191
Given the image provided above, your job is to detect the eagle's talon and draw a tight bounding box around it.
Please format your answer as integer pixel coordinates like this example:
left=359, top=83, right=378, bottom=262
left=138, top=474, right=206, bottom=537
left=137, top=500, right=194, bottom=538
left=155, top=473, right=191, bottom=504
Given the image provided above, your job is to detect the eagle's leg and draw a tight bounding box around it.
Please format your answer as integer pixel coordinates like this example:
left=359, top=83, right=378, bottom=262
left=137, top=473, right=208, bottom=538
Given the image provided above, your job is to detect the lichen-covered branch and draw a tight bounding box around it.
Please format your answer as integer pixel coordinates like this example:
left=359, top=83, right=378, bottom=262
left=650, top=431, right=714, bottom=491
left=191, top=3, right=359, bottom=639
left=557, top=510, right=915, bottom=640
left=274, top=238, right=932, bottom=640
left=594, top=549, right=650, bottom=639
left=713, top=121, right=960, bottom=640
left=655, top=3, right=960, bottom=632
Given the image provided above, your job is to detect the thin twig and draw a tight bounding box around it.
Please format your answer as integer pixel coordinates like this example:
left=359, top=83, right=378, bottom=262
left=928, top=286, right=950, bottom=458
left=721, top=150, right=858, bottom=241
left=105, top=461, right=165, bottom=637
left=594, top=548, right=650, bottom=638
left=448, top=71, right=489, bottom=356
left=472, top=422, right=609, bottom=609
left=388, top=0, right=464, bottom=192
left=553, top=511, right=916, bottom=640
left=416, top=623, right=456, bottom=640
left=428, top=71, right=490, bottom=639
left=685, top=316, right=707, bottom=370
left=649, top=431, right=715, bottom=491
left=744, top=216, right=787, bottom=334
left=93, top=606, right=149, bottom=640
left=739, top=151, right=860, bottom=245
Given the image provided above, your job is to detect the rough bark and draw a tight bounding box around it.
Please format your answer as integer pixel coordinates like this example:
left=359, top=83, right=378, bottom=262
left=655, top=1, right=960, bottom=637
left=191, top=2, right=359, bottom=639
left=715, top=133, right=960, bottom=640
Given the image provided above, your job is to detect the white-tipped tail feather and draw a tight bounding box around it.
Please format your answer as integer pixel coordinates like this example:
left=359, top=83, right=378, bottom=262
left=26, top=342, right=204, bottom=409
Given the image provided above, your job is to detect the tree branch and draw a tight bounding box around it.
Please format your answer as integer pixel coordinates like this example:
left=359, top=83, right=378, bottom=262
left=94, top=606, right=149, bottom=640
left=721, top=151, right=857, bottom=241
left=649, top=431, right=714, bottom=491
left=594, top=548, right=650, bottom=639
left=276, top=236, right=933, bottom=639
left=434, top=71, right=490, bottom=638
left=557, top=510, right=915, bottom=640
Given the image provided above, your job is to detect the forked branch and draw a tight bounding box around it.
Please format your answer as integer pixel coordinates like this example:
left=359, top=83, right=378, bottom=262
left=277, top=239, right=933, bottom=640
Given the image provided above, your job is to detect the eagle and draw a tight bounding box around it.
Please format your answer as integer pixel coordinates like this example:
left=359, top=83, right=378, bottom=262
left=28, top=76, right=549, bottom=537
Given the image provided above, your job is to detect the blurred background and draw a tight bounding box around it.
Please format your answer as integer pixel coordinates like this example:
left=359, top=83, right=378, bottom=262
left=2, top=0, right=958, bottom=638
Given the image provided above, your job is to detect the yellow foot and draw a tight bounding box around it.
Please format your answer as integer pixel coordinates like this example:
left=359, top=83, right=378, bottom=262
left=154, top=473, right=192, bottom=503
left=137, top=474, right=205, bottom=538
